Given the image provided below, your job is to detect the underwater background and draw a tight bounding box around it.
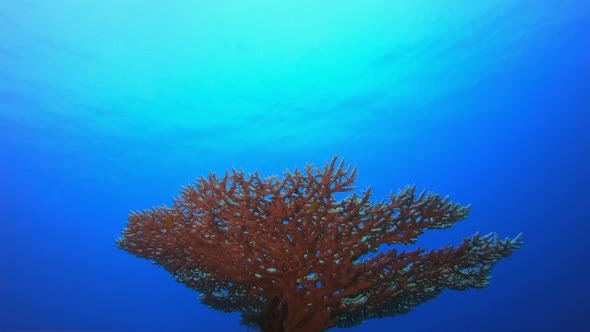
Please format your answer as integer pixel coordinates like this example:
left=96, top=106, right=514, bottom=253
left=1, top=1, right=589, bottom=331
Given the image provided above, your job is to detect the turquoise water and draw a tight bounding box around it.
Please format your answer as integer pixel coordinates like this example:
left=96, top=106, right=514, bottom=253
left=1, top=1, right=589, bottom=331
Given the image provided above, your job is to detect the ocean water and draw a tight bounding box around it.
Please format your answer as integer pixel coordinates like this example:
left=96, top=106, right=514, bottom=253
left=1, top=1, right=589, bottom=331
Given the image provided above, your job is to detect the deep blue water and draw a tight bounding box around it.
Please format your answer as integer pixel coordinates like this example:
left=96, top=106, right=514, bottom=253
left=1, top=1, right=589, bottom=331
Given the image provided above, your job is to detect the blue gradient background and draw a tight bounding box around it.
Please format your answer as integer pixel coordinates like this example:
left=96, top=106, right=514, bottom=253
left=1, top=1, right=589, bottom=331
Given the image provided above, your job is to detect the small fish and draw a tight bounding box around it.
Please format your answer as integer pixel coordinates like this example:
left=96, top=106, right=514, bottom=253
left=307, top=201, right=322, bottom=212
left=163, top=215, right=174, bottom=229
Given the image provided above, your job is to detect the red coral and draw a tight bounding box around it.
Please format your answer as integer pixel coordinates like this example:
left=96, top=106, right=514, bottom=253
left=117, top=156, right=522, bottom=332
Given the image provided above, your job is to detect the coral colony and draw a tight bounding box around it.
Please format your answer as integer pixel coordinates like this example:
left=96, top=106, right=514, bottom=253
left=117, top=156, right=522, bottom=332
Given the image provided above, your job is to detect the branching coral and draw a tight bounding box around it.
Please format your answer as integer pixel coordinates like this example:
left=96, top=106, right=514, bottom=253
left=116, top=156, right=522, bottom=332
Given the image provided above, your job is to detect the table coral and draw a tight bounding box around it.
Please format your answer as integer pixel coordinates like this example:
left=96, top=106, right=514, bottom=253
left=116, top=156, right=522, bottom=332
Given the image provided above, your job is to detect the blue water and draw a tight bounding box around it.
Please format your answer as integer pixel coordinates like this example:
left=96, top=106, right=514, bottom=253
left=1, top=1, right=589, bottom=331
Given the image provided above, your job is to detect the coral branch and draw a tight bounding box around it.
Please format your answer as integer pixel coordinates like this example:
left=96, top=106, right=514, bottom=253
left=116, top=156, right=522, bottom=332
